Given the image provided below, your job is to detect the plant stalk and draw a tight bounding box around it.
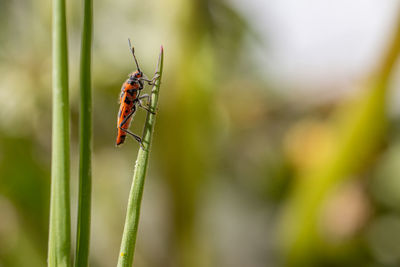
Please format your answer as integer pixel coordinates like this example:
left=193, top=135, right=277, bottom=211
left=117, top=46, right=164, bottom=267
left=74, top=0, right=93, bottom=265
left=48, top=0, right=71, bottom=265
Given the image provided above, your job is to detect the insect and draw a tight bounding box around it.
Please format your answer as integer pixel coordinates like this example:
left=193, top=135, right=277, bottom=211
left=116, top=39, right=158, bottom=147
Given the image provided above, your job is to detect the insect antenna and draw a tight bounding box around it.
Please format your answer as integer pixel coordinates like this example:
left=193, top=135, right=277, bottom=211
left=128, top=38, right=141, bottom=72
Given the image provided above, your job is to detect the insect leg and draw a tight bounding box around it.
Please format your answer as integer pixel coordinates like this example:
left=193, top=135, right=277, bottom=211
left=119, top=106, right=136, bottom=128
left=140, top=72, right=160, bottom=85
left=136, top=94, right=156, bottom=114
left=118, top=127, right=144, bottom=149
left=118, top=106, right=145, bottom=148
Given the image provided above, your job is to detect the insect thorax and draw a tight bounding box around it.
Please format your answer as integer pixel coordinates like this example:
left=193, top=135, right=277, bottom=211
left=126, top=76, right=144, bottom=90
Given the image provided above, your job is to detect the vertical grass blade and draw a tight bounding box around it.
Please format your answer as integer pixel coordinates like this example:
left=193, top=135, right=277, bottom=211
left=48, top=0, right=71, bottom=265
left=117, top=46, right=164, bottom=267
left=74, top=0, right=93, bottom=265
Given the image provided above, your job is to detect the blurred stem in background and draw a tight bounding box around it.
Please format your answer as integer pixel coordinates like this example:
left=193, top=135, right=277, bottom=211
left=156, top=0, right=251, bottom=266
left=74, top=0, right=93, bottom=265
left=158, top=1, right=215, bottom=266
left=280, top=9, right=400, bottom=267
left=48, top=0, right=71, bottom=265
left=117, top=47, right=164, bottom=267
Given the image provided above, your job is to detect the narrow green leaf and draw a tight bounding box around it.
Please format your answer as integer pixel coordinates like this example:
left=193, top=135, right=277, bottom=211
left=48, top=0, right=71, bottom=265
left=74, top=0, right=93, bottom=265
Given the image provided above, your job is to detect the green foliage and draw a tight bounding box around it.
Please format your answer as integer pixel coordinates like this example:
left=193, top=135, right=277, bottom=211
left=2, top=1, right=400, bottom=266
left=75, top=0, right=93, bottom=265
left=47, top=0, right=71, bottom=265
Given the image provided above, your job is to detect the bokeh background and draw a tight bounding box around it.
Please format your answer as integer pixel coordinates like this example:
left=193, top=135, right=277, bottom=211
left=1, top=0, right=400, bottom=266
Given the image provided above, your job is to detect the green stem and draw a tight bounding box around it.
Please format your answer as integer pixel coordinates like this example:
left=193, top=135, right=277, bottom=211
left=117, top=46, right=164, bottom=267
left=75, top=0, right=93, bottom=265
left=48, top=0, right=71, bottom=265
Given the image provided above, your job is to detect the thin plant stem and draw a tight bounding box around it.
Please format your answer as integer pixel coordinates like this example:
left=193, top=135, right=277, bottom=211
left=74, top=0, right=93, bottom=265
left=48, top=0, right=71, bottom=265
left=117, top=46, right=164, bottom=267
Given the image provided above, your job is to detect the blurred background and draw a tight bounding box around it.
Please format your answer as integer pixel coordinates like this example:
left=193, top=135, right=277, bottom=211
left=1, top=0, right=400, bottom=266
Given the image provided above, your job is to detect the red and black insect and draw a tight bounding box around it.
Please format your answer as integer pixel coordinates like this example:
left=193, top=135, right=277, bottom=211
left=116, top=39, right=158, bottom=147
